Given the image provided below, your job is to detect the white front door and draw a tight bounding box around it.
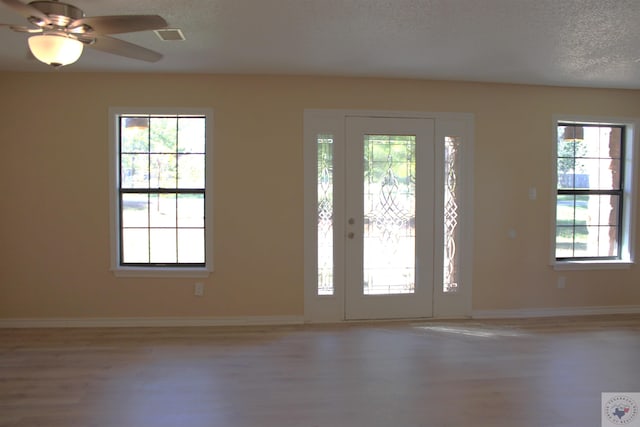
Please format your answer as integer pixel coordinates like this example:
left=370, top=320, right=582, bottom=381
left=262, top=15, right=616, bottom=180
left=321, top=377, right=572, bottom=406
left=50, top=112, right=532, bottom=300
left=344, top=117, right=435, bottom=319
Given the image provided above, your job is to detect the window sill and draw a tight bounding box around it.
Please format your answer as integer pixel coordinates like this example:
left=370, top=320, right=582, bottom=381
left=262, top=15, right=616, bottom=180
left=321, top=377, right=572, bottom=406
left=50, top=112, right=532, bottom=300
left=552, top=260, right=633, bottom=271
left=112, top=267, right=212, bottom=278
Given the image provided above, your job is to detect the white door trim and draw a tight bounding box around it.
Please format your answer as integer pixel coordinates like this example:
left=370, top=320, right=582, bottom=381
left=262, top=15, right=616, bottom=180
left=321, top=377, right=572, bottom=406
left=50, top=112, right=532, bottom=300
left=304, top=110, right=474, bottom=323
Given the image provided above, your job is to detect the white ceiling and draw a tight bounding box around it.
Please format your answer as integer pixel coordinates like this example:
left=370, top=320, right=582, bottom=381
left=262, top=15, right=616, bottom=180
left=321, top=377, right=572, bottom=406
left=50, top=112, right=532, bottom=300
left=1, top=0, right=640, bottom=89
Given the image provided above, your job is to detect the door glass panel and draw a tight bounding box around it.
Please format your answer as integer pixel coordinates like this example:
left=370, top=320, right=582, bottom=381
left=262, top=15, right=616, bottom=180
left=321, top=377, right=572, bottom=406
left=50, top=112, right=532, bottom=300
left=443, top=136, right=461, bottom=293
left=363, top=134, right=415, bottom=295
left=317, top=134, right=334, bottom=295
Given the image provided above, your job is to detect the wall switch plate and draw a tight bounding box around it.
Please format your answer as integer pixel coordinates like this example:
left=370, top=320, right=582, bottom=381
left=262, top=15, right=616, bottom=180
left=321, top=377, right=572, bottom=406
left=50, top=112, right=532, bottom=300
left=194, top=282, right=204, bottom=296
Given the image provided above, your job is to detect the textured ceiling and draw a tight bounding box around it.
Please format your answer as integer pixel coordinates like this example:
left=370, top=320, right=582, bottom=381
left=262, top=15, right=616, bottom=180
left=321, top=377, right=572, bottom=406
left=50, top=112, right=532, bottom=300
left=1, top=0, right=640, bottom=88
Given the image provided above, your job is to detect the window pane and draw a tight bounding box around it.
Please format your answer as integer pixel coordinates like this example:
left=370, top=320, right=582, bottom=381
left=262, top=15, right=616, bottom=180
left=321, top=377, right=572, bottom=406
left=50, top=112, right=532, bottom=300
left=150, top=117, right=177, bottom=153
left=560, top=125, right=583, bottom=141
left=150, top=154, right=177, bottom=188
left=601, top=195, right=620, bottom=226
left=363, top=134, right=415, bottom=295
left=178, top=229, right=205, bottom=263
left=577, top=226, right=618, bottom=258
left=583, top=195, right=619, bottom=226
left=178, top=117, right=206, bottom=153
left=121, top=154, right=148, bottom=188
left=603, top=226, right=619, bottom=257
left=573, top=158, right=597, bottom=189
left=150, top=229, right=177, bottom=263
left=177, top=154, right=205, bottom=188
left=574, top=195, right=589, bottom=225
left=556, top=194, right=589, bottom=258
left=557, top=125, right=568, bottom=144
left=556, top=195, right=575, bottom=227
left=443, top=136, right=461, bottom=293
left=602, top=227, right=620, bottom=257
left=557, top=160, right=577, bottom=189
left=573, top=158, right=621, bottom=190
left=556, top=195, right=621, bottom=258
left=317, top=134, right=334, bottom=296
left=122, top=229, right=149, bottom=263
left=559, top=126, right=623, bottom=190
left=121, top=123, right=149, bottom=153
left=603, top=127, right=622, bottom=158
left=122, top=194, right=148, bottom=227
left=178, top=194, right=204, bottom=227
left=572, top=226, right=593, bottom=258
left=556, top=226, right=574, bottom=258
left=557, top=139, right=576, bottom=160
left=600, top=159, right=621, bottom=190
left=150, top=194, right=176, bottom=227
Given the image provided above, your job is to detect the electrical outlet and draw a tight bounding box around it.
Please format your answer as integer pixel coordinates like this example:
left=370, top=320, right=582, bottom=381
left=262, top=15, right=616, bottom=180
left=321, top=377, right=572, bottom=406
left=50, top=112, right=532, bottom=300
left=557, top=276, right=566, bottom=289
left=194, top=282, right=204, bottom=296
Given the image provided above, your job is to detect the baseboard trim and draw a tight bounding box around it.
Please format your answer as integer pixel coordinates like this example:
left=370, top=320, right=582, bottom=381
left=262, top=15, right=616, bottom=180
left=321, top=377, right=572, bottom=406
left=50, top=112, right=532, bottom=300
left=3, top=307, right=639, bottom=327
left=472, top=305, right=640, bottom=319
left=0, top=316, right=305, bottom=329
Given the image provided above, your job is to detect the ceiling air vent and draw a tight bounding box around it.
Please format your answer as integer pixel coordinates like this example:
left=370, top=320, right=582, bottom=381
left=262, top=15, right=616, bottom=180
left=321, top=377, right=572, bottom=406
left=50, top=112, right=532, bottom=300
left=154, top=29, right=186, bottom=41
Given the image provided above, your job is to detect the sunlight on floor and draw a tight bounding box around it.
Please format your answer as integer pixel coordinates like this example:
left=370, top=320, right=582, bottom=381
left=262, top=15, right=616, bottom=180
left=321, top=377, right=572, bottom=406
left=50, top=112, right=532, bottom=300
left=414, top=325, right=525, bottom=338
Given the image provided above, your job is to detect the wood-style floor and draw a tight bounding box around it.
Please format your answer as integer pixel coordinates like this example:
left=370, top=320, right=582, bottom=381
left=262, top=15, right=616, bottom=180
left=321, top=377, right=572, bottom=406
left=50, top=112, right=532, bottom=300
left=1, top=315, right=639, bottom=427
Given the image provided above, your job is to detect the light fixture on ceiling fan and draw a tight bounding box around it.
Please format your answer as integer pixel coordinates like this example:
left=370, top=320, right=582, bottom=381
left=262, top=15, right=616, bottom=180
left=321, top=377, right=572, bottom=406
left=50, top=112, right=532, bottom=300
left=0, top=0, right=168, bottom=68
left=28, top=33, right=83, bottom=66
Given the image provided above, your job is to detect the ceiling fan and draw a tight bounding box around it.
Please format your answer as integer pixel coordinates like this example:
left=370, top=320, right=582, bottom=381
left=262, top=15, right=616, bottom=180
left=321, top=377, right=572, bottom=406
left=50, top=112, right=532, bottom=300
left=0, top=0, right=168, bottom=67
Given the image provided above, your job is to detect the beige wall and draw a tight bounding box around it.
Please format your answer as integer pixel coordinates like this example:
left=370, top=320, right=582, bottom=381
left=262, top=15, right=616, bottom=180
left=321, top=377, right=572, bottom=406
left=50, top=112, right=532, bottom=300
left=1, top=72, right=639, bottom=320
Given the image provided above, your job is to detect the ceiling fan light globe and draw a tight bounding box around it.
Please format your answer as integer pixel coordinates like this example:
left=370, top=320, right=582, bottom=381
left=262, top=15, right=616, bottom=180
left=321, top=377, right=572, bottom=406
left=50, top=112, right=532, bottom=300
left=28, top=35, right=83, bottom=67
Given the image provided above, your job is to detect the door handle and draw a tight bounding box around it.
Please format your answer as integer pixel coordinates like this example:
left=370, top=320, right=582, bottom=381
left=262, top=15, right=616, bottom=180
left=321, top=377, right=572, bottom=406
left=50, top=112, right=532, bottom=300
left=348, top=218, right=355, bottom=225
left=347, top=232, right=355, bottom=239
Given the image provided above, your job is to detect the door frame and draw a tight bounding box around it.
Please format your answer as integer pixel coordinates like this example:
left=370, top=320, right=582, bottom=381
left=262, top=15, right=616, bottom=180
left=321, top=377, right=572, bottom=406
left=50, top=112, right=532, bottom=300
left=304, top=110, right=475, bottom=323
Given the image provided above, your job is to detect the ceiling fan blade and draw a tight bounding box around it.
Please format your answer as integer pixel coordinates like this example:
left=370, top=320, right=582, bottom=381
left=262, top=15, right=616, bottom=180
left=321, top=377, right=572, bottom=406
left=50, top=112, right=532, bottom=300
left=69, top=15, right=167, bottom=35
left=0, top=0, right=50, bottom=24
left=86, top=35, right=162, bottom=62
left=0, top=23, right=41, bottom=33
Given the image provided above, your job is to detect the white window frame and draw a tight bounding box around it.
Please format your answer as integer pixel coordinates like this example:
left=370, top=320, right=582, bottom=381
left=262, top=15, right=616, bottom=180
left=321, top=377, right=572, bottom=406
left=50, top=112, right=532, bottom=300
left=551, top=115, right=638, bottom=270
left=108, top=107, right=214, bottom=278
